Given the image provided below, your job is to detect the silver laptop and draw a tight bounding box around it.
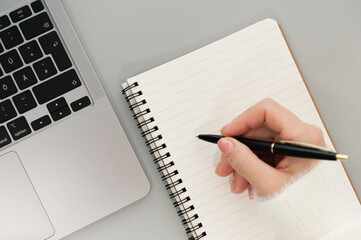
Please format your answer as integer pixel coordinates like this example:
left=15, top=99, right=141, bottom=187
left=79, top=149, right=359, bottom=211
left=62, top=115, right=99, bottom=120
left=0, top=0, right=150, bottom=239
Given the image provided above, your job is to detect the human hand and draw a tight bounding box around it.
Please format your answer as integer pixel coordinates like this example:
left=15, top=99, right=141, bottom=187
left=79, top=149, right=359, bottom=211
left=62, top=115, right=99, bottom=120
left=215, top=98, right=324, bottom=198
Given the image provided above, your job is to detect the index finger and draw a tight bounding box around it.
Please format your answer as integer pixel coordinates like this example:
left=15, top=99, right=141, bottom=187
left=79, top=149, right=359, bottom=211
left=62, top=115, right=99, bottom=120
left=221, top=98, right=307, bottom=141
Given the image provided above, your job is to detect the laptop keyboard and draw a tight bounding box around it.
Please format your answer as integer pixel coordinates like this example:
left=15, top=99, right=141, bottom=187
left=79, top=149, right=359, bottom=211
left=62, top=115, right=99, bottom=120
left=0, top=0, right=91, bottom=149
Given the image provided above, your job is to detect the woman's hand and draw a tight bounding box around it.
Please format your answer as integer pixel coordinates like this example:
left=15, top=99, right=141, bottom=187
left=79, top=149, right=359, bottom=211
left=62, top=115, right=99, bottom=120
left=215, top=98, right=324, bottom=197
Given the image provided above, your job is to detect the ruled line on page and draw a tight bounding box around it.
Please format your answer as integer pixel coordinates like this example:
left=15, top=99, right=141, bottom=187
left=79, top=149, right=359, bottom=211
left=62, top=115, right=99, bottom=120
left=298, top=106, right=316, bottom=118
left=156, top=74, right=299, bottom=135
left=198, top=194, right=249, bottom=217
left=186, top=174, right=225, bottom=193
left=276, top=89, right=309, bottom=106
left=182, top=152, right=217, bottom=176
left=159, top=77, right=303, bottom=137
left=146, top=51, right=294, bottom=118
left=153, top=59, right=295, bottom=122
left=203, top=202, right=256, bottom=228
left=248, top=229, right=274, bottom=240
left=140, top=26, right=278, bottom=88
left=179, top=147, right=217, bottom=171
left=249, top=229, right=275, bottom=240
left=146, top=39, right=285, bottom=101
left=156, top=81, right=307, bottom=159
left=188, top=176, right=229, bottom=196
left=192, top=185, right=240, bottom=207
left=207, top=215, right=265, bottom=240
left=226, top=220, right=268, bottom=240
left=158, top=74, right=299, bottom=139
left=165, top=81, right=303, bottom=149
left=207, top=210, right=257, bottom=233
left=158, top=75, right=300, bottom=145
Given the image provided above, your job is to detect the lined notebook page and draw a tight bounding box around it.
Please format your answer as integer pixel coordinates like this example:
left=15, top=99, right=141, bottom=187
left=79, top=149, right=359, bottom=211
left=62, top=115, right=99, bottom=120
left=126, top=19, right=359, bottom=239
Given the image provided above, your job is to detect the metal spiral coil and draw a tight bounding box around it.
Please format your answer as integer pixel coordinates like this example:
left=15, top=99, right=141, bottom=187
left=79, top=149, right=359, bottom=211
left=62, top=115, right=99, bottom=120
left=161, top=169, right=178, bottom=181
left=165, top=179, right=182, bottom=190
left=157, top=161, right=174, bottom=172
left=182, top=214, right=198, bottom=225
left=177, top=205, right=194, bottom=216
left=150, top=143, right=166, bottom=154
left=133, top=109, right=150, bottom=119
left=141, top=126, right=158, bottom=137
left=123, top=81, right=206, bottom=240
left=129, top=99, right=147, bottom=110
left=173, top=196, right=191, bottom=208
left=145, top=135, right=162, bottom=146
left=137, top=117, right=154, bottom=128
left=153, top=152, right=171, bottom=163
left=189, top=232, right=207, bottom=240
left=122, top=82, right=138, bottom=94
left=186, top=223, right=203, bottom=234
left=125, top=91, right=142, bottom=101
left=169, top=187, right=186, bottom=199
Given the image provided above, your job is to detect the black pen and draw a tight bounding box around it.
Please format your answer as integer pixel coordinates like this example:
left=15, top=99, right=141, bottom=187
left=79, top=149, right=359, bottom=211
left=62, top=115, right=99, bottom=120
left=197, top=134, right=349, bottom=161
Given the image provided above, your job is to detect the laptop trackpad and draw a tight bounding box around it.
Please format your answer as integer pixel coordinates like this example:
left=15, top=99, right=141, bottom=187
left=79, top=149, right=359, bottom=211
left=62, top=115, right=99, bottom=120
left=0, top=152, right=54, bottom=239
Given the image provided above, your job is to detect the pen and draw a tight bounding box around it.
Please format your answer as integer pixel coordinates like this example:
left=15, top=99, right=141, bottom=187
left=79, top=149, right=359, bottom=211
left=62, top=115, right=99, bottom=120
left=197, top=134, right=349, bottom=161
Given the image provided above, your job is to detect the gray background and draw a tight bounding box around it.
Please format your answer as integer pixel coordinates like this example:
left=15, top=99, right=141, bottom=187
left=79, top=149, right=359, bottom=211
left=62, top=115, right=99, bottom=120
left=61, top=0, right=361, bottom=239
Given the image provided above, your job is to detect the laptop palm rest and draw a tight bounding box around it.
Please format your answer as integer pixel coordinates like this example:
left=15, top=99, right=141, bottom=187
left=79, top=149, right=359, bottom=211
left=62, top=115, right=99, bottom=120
left=0, top=152, right=54, bottom=239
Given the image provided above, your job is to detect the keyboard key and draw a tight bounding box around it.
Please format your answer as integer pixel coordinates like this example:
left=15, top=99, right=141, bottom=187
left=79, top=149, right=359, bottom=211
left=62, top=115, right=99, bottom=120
left=0, top=15, right=10, bottom=30
left=47, top=97, right=67, bottom=113
left=50, top=105, right=71, bottom=121
left=7, top=116, right=31, bottom=140
left=19, top=12, right=53, bottom=40
left=0, top=67, right=3, bottom=77
left=71, top=96, right=91, bottom=112
left=13, top=66, right=37, bottom=90
left=0, top=99, right=17, bottom=123
left=33, top=57, right=57, bottom=80
left=10, top=5, right=32, bottom=23
left=19, top=40, right=43, bottom=64
left=0, top=42, right=3, bottom=53
left=0, top=49, right=23, bottom=73
left=13, top=90, right=37, bottom=114
left=31, top=115, right=51, bottom=131
left=39, top=31, right=72, bottom=71
left=0, top=126, right=11, bottom=148
left=33, top=69, right=81, bottom=104
left=0, top=76, right=17, bottom=99
left=0, top=26, right=24, bottom=49
left=31, top=1, right=45, bottom=13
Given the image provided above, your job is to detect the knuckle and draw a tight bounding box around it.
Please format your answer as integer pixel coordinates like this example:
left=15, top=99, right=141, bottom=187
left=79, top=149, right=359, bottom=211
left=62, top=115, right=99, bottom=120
left=307, top=124, right=325, bottom=146
left=260, top=98, right=277, bottom=107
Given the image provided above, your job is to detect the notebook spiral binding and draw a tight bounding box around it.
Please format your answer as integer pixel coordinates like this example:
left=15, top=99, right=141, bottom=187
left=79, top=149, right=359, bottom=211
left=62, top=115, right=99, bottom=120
left=123, top=82, right=207, bottom=240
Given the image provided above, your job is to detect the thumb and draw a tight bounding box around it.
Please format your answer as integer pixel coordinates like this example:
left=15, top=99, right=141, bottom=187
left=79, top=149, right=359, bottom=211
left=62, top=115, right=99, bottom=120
left=218, top=137, right=279, bottom=192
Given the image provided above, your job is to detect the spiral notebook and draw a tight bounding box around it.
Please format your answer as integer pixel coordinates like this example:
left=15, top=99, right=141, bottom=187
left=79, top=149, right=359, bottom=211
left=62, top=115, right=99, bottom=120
left=122, top=19, right=360, bottom=240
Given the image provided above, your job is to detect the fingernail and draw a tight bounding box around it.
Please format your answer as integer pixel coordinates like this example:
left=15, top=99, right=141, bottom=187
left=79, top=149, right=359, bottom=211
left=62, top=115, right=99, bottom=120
left=248, top=185, right=254, bottom=200
left=218, top=138, right=234, bottom=157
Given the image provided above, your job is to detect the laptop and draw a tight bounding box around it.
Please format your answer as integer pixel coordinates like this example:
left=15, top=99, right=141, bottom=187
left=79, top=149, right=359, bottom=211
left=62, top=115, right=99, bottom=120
left=0, top=0, right=150, bottom=239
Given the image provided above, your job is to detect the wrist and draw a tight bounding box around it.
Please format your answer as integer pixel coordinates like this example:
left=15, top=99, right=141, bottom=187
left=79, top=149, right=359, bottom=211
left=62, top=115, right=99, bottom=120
left=254, top=162, right=358, bottom=239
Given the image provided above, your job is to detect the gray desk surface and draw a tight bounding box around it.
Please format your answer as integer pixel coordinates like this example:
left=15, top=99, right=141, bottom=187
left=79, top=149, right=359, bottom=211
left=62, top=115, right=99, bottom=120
left=62, top=0, right=361, bottom=239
